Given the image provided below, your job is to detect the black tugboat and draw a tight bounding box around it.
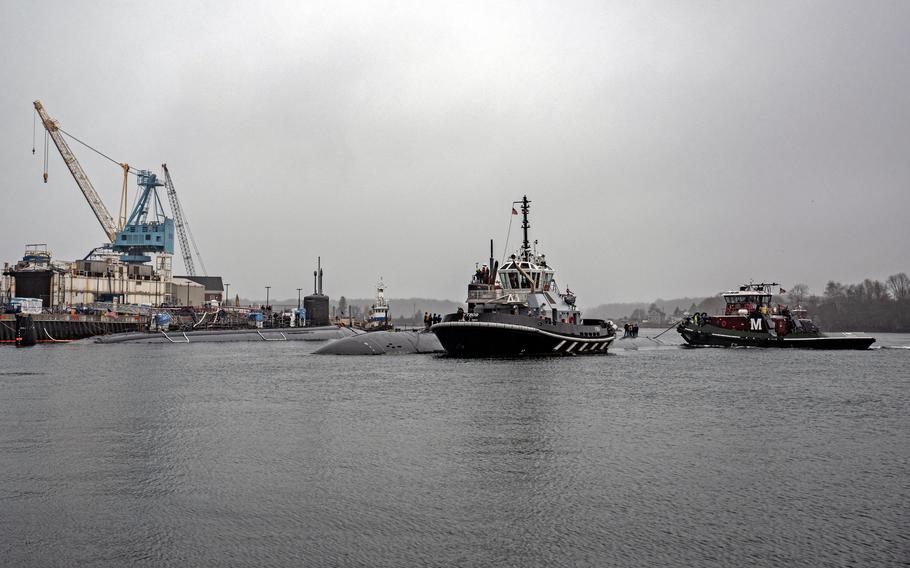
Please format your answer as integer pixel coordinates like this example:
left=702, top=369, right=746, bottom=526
left=432, top=196, right=616, bottom=357
left=676, top=282, right=876, bottom=349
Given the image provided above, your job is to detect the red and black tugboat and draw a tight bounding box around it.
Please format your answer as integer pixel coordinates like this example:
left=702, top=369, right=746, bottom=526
left=677, top=282, right=875, bottom=349
left=431, top=196, right=617, bottom=357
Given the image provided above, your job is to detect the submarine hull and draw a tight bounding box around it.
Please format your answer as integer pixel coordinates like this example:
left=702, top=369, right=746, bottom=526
left=91, top=325, right=356, bottom=344
left=314, top=330, right=443, bottom=355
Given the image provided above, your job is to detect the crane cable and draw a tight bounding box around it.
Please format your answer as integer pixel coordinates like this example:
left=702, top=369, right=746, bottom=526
left=57, top=126, right=138, bottom=174
left=43, top=129, right=49, bottom=182
left=185, top=216, right=208, bottom=276
left=34, top=108, right=139, bottom=183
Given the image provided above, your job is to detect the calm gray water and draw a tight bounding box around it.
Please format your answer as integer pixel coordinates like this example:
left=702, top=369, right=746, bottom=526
left=1, top=333, right=908, bottom=567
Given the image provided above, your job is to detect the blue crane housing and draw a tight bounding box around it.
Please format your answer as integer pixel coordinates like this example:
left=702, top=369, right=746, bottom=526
left=113, top=170, right=174, bottom=263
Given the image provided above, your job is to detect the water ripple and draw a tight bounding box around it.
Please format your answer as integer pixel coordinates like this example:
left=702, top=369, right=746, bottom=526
left=0, top=336, right=908, bottom=566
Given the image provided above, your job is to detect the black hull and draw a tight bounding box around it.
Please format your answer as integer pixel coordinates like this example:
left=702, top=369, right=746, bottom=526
left=678, top=325, right=875, bottom=350
left=432, top=321, right=614, bottom=357
left=1, top=315, right=143, bottom=346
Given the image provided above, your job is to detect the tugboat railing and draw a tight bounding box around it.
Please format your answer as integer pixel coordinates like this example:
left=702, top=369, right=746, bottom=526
left=467, top=289, right=499, bottom=301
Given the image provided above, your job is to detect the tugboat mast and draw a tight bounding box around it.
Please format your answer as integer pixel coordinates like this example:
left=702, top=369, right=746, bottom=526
left=520, top=195, right=531, bottom=261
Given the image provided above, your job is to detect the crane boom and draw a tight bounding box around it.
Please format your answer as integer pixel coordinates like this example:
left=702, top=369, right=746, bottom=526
left=161, top=164, right=207, bottom=276
left=33, top=100, right=118, bottom=242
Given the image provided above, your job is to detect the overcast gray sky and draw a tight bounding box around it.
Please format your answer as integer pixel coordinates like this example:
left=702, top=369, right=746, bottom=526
left=2, top=0, right=908, bottom=305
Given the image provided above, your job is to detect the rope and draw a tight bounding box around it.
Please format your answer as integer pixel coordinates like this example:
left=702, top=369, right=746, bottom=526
left=653, top=319, right=684, bottom=339
left=160, top=330, right=189, bottom=343
left=257, top=330, right=287, bottom=341
left=192, top=311, right=208, bottom=328
left=648, top=318, right=686, bottom=344
left=43, top=328, right=69, bottom=342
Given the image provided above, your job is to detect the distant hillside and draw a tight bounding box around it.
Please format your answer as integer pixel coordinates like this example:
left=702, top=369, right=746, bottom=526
left=234, top=271, right=910, bottom=332
left=243, top=294, right=717, bottom=321
left=236, top=293, right=726, bottom=322
left=338, top=297, right=463, bottom=319
left=584, top=297, right=710, bottom=320
left=236, top=296, right=463, bottom=318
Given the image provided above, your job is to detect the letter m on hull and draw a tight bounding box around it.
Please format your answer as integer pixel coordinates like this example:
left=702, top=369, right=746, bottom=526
left=750, top=318, right=763, bottom=331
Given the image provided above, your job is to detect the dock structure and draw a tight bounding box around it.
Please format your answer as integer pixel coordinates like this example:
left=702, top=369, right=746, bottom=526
left=2, top=244, right=206, bottom=308
left=0, top=313, right=143, bottom=344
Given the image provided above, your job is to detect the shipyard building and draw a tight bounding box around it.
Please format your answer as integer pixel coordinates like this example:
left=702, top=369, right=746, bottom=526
left=2, top=244, right=206, bottom=308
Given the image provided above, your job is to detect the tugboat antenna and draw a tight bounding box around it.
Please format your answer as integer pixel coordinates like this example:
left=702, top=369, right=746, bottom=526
left=520, top=195, right=531, bottom=261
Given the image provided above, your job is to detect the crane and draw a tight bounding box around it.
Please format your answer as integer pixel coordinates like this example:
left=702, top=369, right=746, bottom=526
left=112, top=170, right=174, bottom=263
left=161, top=164, right=207, bottom=276
left=34, top=100, right=175, bottom=265
left=33, top=100, right=118, bottom=242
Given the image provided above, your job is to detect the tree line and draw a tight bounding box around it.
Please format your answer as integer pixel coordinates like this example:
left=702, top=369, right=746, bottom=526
left=784, top=273, right=910, bottom=332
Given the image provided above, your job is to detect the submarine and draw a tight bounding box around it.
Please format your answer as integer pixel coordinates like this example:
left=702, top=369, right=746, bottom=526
left=314, top=329, right=443, bottom=355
